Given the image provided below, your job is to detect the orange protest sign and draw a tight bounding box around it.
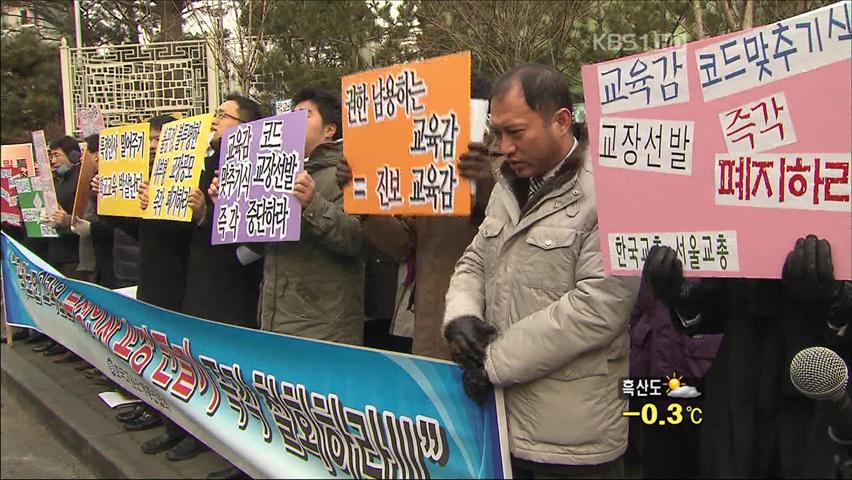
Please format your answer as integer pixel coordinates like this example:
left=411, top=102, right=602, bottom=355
left=1, top=144, right=35, bottom=174
left=341, top=52, right=472, bottom=215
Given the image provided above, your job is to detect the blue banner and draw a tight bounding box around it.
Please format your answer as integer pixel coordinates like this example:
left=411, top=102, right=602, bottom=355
left=1, top=232, right=509, bottom=478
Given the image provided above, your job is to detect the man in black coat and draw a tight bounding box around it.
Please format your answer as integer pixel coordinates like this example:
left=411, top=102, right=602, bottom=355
left=46, top=136, right=83, bottom=277
left=183, top=95, right=264, bottom=480
left=91, top=115, right=195, bottom=439
left=96, top=115, right=193, bottom=312
left=643, top=235, right=851, bottom=478
left=183, top=94, right=265, bottom=329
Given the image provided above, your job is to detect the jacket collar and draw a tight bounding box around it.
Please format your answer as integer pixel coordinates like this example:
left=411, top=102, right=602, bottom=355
left=498, top=139, right=588, bottom=216
left=304, top=140, right=343, bottom=174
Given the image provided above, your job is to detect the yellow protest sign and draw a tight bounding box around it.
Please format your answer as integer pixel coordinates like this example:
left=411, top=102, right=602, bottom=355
left=144, top=114, right=213, bottom=222
left=97, top=122, right=150, bottom=217
left=341, top=52, right=472, bottom=216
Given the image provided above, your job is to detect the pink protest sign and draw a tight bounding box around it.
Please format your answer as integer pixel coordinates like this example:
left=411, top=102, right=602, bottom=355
left=582, top=2, right=851, bottom=279
left=76, top=104, right=106, bottom=138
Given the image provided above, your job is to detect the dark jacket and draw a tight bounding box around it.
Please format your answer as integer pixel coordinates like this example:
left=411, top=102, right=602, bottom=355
left=363, top=241, right=398, bottom=321
left=48, top=162, right=81, bottom=267
left=674, top=278, right=852, bottom=478
left=107, top=213, right=193, bottom=312
left=88, top=195, right=140, bottom=288
left=629, top=277, right=722, bottom=380
left=89, top=211, right=117, bottom=288
left=112, top=228, right=139, bottom=285
left=181, top=145, right=262, bottom=328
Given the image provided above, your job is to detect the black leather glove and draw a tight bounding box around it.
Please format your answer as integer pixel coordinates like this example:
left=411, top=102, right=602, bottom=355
left=462, top=365, right=491, bottom=405
left=782, top=234, right=841, bottom=303
left=643, top=245, right=702, bottom=318
left=444, top=316, right=497, bottom=369
left=644, top=245, right=687, bottom=305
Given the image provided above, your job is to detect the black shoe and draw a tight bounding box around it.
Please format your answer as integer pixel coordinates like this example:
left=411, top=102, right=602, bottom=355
left=165, top=436, right=208, bottom=461
left=1, top=330, right=30, bottom=343
left=32, top=340, right=56, bottom=352
left=52, top=351, right=79, bottom=363
left=74, top=360, right=94, bottom=371
left=141, top=431, right=184, bottom=454
left=207, top=466, right=250, bottom=480
left=93, top=374, right=115, bottom=386
left=43, top=343, right=67, bottom=356
left=116, top=404, right=147, bottom=423
left=24, top=332, right=47, bottom=344
left=123, top=410, right=163, bottom=432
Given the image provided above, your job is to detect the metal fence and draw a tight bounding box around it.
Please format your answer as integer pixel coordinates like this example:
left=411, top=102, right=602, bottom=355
left=60, top=38, right=221, bottom=136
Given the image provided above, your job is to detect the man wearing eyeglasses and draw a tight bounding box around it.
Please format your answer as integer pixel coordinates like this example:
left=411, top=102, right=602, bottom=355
left=130, top=95, right=266, bottom=466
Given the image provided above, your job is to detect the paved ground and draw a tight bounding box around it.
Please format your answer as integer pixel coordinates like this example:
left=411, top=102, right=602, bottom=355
left=1, top=336, right=231, bottom=479
left=1, top=385, right=94, bottom=479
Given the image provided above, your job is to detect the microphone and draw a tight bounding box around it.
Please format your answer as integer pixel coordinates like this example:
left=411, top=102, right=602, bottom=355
left=790, top=346, right=851, bottom=446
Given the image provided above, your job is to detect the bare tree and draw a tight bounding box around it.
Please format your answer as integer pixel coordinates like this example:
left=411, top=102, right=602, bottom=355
left=693, top=0, right=706, bottom=39
left=184, top=0, right=275, bottom=94
left=414, top=1, right=597, bottom=77
left=741, top=0, right=753, bottom=29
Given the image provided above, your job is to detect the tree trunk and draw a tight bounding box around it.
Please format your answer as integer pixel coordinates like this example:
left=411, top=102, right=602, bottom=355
left=719, top=0, right=737, bottom=32
left=125, top=1, right=140, bottom=44
left=693, top=0, right=705, bottom=39
left=157, top=0, right=184, bottom=41
left=740, top=0, right=753, bottom=30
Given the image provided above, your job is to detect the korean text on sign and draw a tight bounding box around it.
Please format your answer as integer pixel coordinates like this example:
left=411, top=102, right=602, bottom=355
left=145, top=114, right=212, bottom=222
left=608, top=231, right=740, bottom=273
left=342, top=52, right=472, bottom=216
left=582, top=2, right=851, bottom=280
left=715, top=153, right=851, bottom=212
left=212, top=110, right=307, bottom=245
left=599, top=118, right=695, bottom=175
left=16, top=176, right=58, bottom=238
left=1, top=144, right=35, bottom=227
left=719, top=92, right=797, bottom=153
left=696, top=1, right=852, bottom=101
left=31, top=130, right=59, bottom=216
left=97, top=122, right=150, bottom=217
left=598, top=46, right=690, bottom=114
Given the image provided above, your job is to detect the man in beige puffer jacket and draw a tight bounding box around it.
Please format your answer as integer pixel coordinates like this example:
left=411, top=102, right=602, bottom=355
left=444, top=64, right=640, bottom=478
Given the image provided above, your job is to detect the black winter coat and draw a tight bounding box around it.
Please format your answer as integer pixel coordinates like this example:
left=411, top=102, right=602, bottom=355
left=180, top=146, right=262, bottom=328
left=48, top=163, right=81, bottom=266
left=108, top=215, right=193, bottom=312
left=675, top=279, right=852, bottom=478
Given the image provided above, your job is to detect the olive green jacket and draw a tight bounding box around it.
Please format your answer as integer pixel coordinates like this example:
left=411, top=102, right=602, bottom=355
left=260, top=141, right=366, bottom=345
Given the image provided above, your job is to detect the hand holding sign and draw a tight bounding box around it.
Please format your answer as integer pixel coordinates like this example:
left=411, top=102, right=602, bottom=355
left=208, top=170, right=220, bottom=201
left=90, top=174, right=100, bottom=195
left=138, top=179, right=149, bottom=210
left=293, top=171, right=316, bottom=208
left=188, top=187, right=207, bottom=222
left=336, top=158, right=353, bottom=188
left=52, top=206, right=69, bottom=227
left=458, top=142, right=495, bottom=182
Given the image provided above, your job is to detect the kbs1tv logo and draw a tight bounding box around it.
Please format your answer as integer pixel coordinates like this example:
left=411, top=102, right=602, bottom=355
left=621, top=373, right=704, bottom=426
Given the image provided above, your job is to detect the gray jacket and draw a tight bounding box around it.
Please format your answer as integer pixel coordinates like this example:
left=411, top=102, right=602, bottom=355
left=444, top=143, right=640, bottom=465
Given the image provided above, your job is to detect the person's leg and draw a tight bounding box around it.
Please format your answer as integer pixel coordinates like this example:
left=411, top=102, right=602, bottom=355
left=165, top=433, right=209, bottom=461
left=139, top=415, right=182, bottom=454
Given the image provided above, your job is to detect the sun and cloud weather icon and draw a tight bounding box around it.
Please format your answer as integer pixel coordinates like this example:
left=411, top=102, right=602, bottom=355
left=665, top=372, right=702, bottom=399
